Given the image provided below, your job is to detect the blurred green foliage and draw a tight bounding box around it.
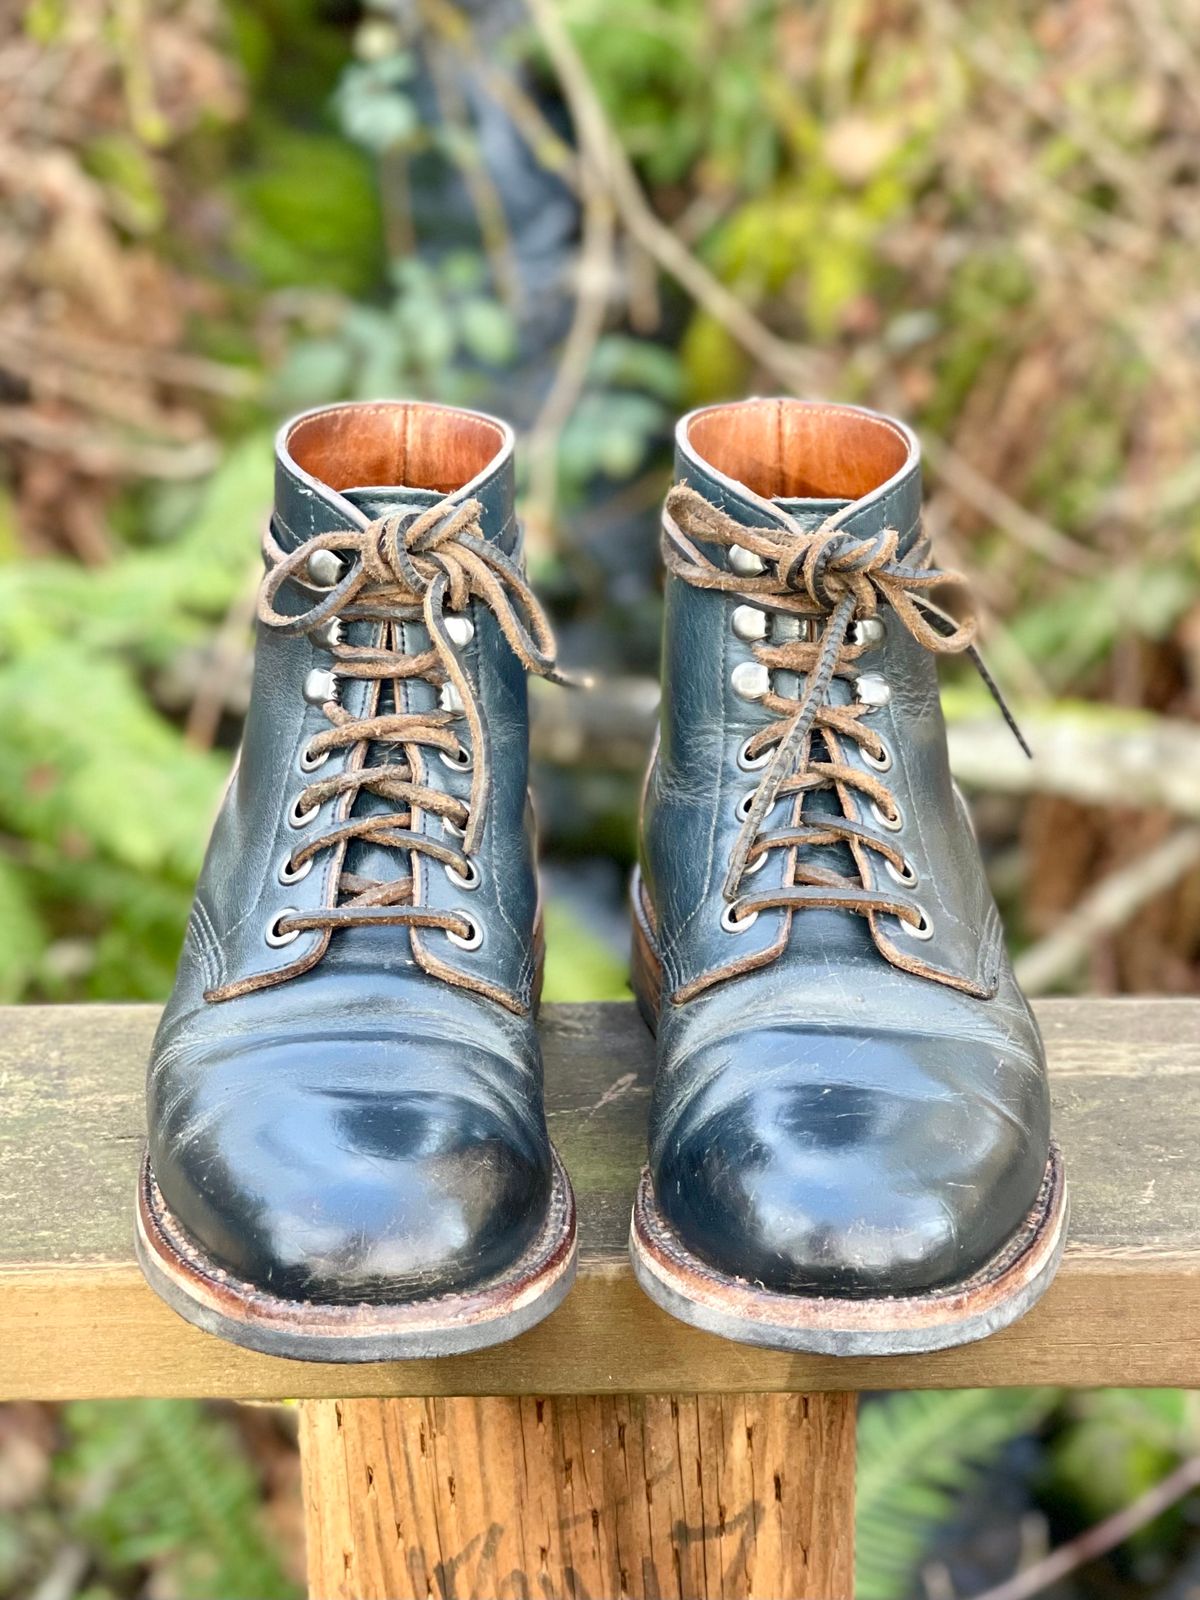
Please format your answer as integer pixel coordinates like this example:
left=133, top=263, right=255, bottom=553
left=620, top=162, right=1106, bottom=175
left=0, top=442, right=270, bottom=998
left=4, top=0, right=1197, bottom=1004
left=230, top=126, right=384, bottom=295
left=0, top=1402, right=298, bottom=1600
left=541, top=899, right=629, bottom=1001
left=58, top=1401, right=297, bottom=1599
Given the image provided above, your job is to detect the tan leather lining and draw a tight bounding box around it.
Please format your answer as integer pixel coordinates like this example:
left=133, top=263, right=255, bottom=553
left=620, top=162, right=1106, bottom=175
left=288, top=402, right=505, bottom=493
left=687, top=398, right=909, bottom=500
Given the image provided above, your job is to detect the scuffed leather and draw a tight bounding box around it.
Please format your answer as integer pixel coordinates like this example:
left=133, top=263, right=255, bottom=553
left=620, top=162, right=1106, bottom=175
left=148, top=401, right=552, bottom=1304
left=648, top=933, right=1048, bottom=1296
left=639, top=399, right=1052, bottom=1296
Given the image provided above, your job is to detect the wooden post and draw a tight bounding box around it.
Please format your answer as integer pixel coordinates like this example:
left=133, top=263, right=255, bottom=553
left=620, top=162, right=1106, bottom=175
left=298, top=1392, right=856, bottom=1600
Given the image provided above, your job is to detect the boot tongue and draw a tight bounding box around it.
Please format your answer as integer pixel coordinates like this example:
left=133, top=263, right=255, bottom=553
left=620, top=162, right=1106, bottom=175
left=773, top=493, right=850, bottom=526
left=342, top=484, right=442, bottom=519
left=338, top=484, right=449, bottom=907
left=768, top=495, right=863, bottom=917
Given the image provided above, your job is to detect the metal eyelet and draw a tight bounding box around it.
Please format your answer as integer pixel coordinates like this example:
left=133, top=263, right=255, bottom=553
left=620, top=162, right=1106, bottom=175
left=265, top=910, right=300, bottom=947
left=445, top=858, right=481, bottom=890
left=862, top=742, right=892, bottom=774
left=279, top=853, right=313, bottom=885
left=737, top=736, right=774, bottom=772
left=299, top=741, right=330, bottom=773
left=440, top=745, right=473, bottom=772
left=720, top=902, right=759, bottom=934
left=744, top=848, right=768, bottom=876
left=289, top=795, right=320, bottom=828
left=870, top=798, right=904, bottom=834
left=735, top=791, right=756, bottom=822
left=444, top=614, right=474, bottom=647
left=446, top=913, right=484, bottom=951
left=901, top=905, right=934, bottom=941
left=443, top=813, right=466, bottom=838
left=885, top=856, right=918, bottom=889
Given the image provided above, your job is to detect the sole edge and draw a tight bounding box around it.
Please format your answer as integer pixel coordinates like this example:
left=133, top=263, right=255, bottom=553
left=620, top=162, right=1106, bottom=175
left=629, top=1145, right=1068, bottom=1357
left=136, top=1149, right=577, bottom=1363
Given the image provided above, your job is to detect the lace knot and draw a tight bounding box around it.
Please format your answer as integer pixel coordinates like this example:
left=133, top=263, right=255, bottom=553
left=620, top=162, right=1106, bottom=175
left=779, top=525, right=898, bottom=614
left=371, top=500, right=482, bottom=609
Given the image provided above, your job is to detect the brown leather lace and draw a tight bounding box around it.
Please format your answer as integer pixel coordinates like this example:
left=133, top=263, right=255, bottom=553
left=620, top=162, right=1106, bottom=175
left=256, top=497, right=565, bottom=942
left=663, top=483, right=1023, bottom=930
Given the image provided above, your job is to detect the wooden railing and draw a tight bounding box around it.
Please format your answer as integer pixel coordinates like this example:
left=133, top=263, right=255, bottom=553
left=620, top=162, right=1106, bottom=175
left=2, top=999, right=1196, bottom=1597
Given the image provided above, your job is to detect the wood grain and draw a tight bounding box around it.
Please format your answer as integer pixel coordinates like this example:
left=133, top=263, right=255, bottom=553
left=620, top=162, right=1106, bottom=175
left=299, top=1392, right=855, bottom=1599
left=1, top=999, right=1198, bottom=1396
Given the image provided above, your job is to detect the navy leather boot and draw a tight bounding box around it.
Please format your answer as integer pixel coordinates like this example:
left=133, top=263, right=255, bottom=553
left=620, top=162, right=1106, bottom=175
left=630, top=398, right=1066, bottom=1355
left=137, top=401, right=576, bottom=1360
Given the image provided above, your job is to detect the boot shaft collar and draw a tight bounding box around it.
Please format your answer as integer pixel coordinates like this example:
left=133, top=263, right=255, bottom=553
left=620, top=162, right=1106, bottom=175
left=273, top=400, right=517, bottom=551
left=675, top=397, right=922, bottom=551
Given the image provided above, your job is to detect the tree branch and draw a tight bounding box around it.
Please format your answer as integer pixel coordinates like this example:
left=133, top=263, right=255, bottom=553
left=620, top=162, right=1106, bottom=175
left=971, top=1454, right=1200, bottom=1600
left=1014, top=826, right=1200, bottom=994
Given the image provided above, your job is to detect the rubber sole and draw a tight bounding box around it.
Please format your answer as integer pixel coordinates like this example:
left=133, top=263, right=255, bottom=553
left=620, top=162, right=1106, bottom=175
left=630, top=1145, right=1067, bottom=1356
left=627, top=869, right=1069, bottom=1355
left=135, top=1149, right=577, bottom=1363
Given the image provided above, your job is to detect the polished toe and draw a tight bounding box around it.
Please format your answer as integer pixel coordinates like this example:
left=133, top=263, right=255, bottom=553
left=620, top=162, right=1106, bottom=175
left=149, top=1033, right=551, bottom=1304
left=652, top=1025, right=1049, bottom=1297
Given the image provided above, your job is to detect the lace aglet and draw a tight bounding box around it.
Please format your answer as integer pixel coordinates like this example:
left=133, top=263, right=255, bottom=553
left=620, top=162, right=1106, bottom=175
left=993, top=685, right=1033, bottom=759
left=551, top=667, right=594, bottom=691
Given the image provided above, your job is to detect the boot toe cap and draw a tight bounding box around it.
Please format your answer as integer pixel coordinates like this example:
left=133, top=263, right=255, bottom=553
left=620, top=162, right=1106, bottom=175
left=652, top=1025, right=1048, bottom=1298
left=149, top=1035, right=550, bottom=1305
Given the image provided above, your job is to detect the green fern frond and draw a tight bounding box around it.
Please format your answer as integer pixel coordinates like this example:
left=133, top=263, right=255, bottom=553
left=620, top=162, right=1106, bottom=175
left=856, top=1387, right=1060, bottom=1600
left=59, top=1400, right=299, bottom=1600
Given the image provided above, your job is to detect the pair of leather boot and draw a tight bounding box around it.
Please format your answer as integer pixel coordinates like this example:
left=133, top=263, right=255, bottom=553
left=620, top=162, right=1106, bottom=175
left=137, top=397, right=1066, bottom=1361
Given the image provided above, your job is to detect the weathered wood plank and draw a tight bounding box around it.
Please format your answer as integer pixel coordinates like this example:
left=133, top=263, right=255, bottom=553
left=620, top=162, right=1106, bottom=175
left=299, top=1392, right=856, bottom=1600
left=0, top=999, right=1197, bottom=1397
